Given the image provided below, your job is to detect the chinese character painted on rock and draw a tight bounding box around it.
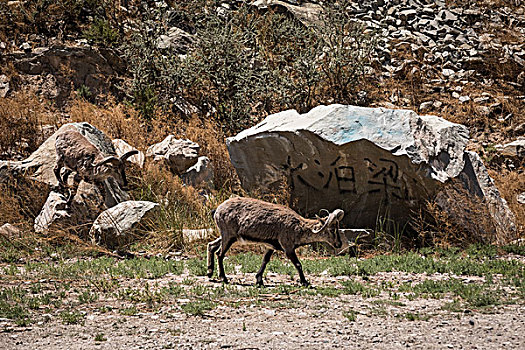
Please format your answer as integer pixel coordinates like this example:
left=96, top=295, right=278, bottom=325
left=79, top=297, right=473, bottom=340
left=364, top=157, right=402, bottom=201
left=284, top=155, right=356, bottom=194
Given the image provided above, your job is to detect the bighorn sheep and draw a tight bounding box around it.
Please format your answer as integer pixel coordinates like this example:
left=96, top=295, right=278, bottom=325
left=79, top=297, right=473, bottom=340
left=54, top=130, right=138, bottom=189
left=207, top=197, right=344, bottom=286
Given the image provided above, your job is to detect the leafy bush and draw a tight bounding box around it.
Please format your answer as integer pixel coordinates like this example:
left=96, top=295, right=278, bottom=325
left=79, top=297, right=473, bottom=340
left=0, top=0, right=123, bottom=42
left=123, top=1, right=377, bottom=133
left=83, top=19, right=120, bottom=47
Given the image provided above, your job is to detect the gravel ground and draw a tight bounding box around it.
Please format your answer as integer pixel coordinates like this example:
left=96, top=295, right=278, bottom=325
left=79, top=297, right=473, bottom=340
left=1, top=270, right=524, bottom=350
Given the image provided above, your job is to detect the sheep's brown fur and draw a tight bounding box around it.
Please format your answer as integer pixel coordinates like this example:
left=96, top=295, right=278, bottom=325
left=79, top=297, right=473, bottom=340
left=54, top=130, right=137, bottom=188
left=207, top=197, right=344, bottom=286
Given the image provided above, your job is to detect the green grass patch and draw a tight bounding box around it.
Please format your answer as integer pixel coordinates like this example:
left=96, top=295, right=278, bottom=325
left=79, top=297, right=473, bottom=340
left=94, top=333, right=107, bottom=342
left=59, top=310, right=85, bottom=325
left=340, top=280, right=381, bottom=298
left=120, top=306, right=138, bottom=316
left=396, top=312, right=429, bottom=321
left=343, top=309, right=357, bottom=321
left=399, top=278, right=503, bottom=308
left=180, top=299, right=216, bottom=316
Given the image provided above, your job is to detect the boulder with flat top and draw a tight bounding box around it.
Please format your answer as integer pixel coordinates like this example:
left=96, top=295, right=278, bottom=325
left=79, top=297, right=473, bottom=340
left=227, top=104, right=516, bottom=243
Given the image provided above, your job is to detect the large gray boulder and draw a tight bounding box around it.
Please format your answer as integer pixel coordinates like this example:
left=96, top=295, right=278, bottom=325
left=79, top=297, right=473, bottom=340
left=34, top=191, right=70, bottom=233
left=182, top=156, right=214, bottom=189
left=227, top=104, right=516, bottom=242
left=89, top=201, right=159, bottom=250
left=146, top=136, right=200, bottom=174
left=34, top=184, right=104, bottom=235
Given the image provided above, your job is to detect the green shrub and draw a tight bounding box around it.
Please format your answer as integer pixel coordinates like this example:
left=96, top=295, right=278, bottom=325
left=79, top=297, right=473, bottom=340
left=83, top=19, right=120, bottom=47
left=123, top=1, right=377, bottom=133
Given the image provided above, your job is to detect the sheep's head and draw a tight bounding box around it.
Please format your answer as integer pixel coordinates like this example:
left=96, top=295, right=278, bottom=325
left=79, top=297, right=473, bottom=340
left=92, top=150, right=138, bottom=188
left=313, top=209, right=344, bottom=249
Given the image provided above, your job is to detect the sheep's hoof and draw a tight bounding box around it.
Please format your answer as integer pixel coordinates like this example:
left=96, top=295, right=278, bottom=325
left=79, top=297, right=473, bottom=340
left=255, top=279, right=264, bottom=287
left=300, top=280, right=311, bottom=287
left=207, top=270, right=214, bottom=278
left=220, top=277, right=229, bottom=284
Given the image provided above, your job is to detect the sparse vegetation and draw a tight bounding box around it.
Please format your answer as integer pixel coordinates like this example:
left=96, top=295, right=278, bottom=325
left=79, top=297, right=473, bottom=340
left=0, top=1, right=523, bottom=348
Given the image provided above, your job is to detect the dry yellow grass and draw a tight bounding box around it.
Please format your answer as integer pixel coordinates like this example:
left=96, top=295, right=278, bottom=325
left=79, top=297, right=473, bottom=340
left=0, top=92, right=56, bottom=158
left=491, top=170, right=525, bottom=237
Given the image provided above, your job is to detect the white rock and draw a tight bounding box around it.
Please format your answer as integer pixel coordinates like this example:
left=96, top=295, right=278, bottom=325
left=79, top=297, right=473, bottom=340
left=517, top=193, right=525, bottom=205
left=89, top=201, right=159, bottom=249
left=495, top=139, right=525, bottom=158
left=0, top=74, right=9, bottom=98
left=0, top=223, right=21, bottom=238
left=419, top=101, right=433, bottom=113
left=146, top=136, right=200, bottom=174
left=34, top=192, right=70, bottom=233
left=112, top=139, right=144, bottom=168
left=182, top=156, right=214, bottom=189
left=227, top=104, right=515, bottom=241
left=442, top=69, right=455, bottom=77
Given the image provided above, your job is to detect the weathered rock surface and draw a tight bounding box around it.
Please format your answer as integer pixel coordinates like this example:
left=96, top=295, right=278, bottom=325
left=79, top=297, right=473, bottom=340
left=182, top=156, right=214, bottom=189
left=112, top=139, right=144, bottom=168
left=518, top=192, right=525, bottom=205
left=251, top=1, right=323, bottom=28
left=0, top=74, right=9, bottom=98
left=0, top=223, right=22, bottom=239
left=156, top=27, right=195, bottom=53
left=183, top=228, right=214, bottom=244
left=34, top=191, right=70, bottom=233
left=89, top=201, right=159, bottom=250
left=71, top=180, right=106, bottom=226
left=496, top=139, right=525, bottom=158
left=1, top=45, right=124, bottom=106
left=227, top=104, right=515, bottom=241
left=146, top=136, right=200, bottom=174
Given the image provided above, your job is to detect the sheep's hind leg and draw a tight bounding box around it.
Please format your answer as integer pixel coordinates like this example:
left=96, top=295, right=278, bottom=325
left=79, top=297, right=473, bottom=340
left=255, top=249, right=274, bottom=287
left=217, top=237, right=236, bottom=283
left=285, top=249, right=309, bottom=287
left=207, top=237, right=221, bottom=278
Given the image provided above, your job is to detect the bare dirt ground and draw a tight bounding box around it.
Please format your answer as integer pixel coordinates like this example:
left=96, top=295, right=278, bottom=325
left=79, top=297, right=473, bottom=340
left=1, top=270, right=524, bottom=350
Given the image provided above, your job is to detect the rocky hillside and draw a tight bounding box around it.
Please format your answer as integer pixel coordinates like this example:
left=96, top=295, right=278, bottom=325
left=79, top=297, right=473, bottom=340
left=0, top=0, right=523, bottom=247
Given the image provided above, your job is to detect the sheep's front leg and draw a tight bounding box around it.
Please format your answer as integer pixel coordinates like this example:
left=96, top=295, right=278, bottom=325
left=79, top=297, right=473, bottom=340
left=54, top=156, right=65, bottom=188
left=255, top=249, right=274, bottom=287
left=285, top=249, right=309, bottom=287
left=207, top=237, right=221, bottom=278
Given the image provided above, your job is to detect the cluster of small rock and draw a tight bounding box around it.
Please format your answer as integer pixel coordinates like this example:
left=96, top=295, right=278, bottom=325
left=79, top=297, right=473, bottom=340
left=0, top=123, right=213, bottom=251
left=249, top=0, right=524, bottom=89
left=340, top=0, right=525, bottom=84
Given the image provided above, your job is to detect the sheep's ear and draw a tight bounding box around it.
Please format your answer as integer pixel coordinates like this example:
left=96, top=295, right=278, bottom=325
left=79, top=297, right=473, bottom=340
left=120, top=150, right=139, bottom=162
left=94, top=156, right=120, bottom=167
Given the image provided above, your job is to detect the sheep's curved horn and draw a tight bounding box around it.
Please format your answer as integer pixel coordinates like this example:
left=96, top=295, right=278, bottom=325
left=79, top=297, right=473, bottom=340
left=312, top=209, right=345, bottom=234
left=120, top=150, right=139, bottom=162
left=94, top=156, right=120, bottom=167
